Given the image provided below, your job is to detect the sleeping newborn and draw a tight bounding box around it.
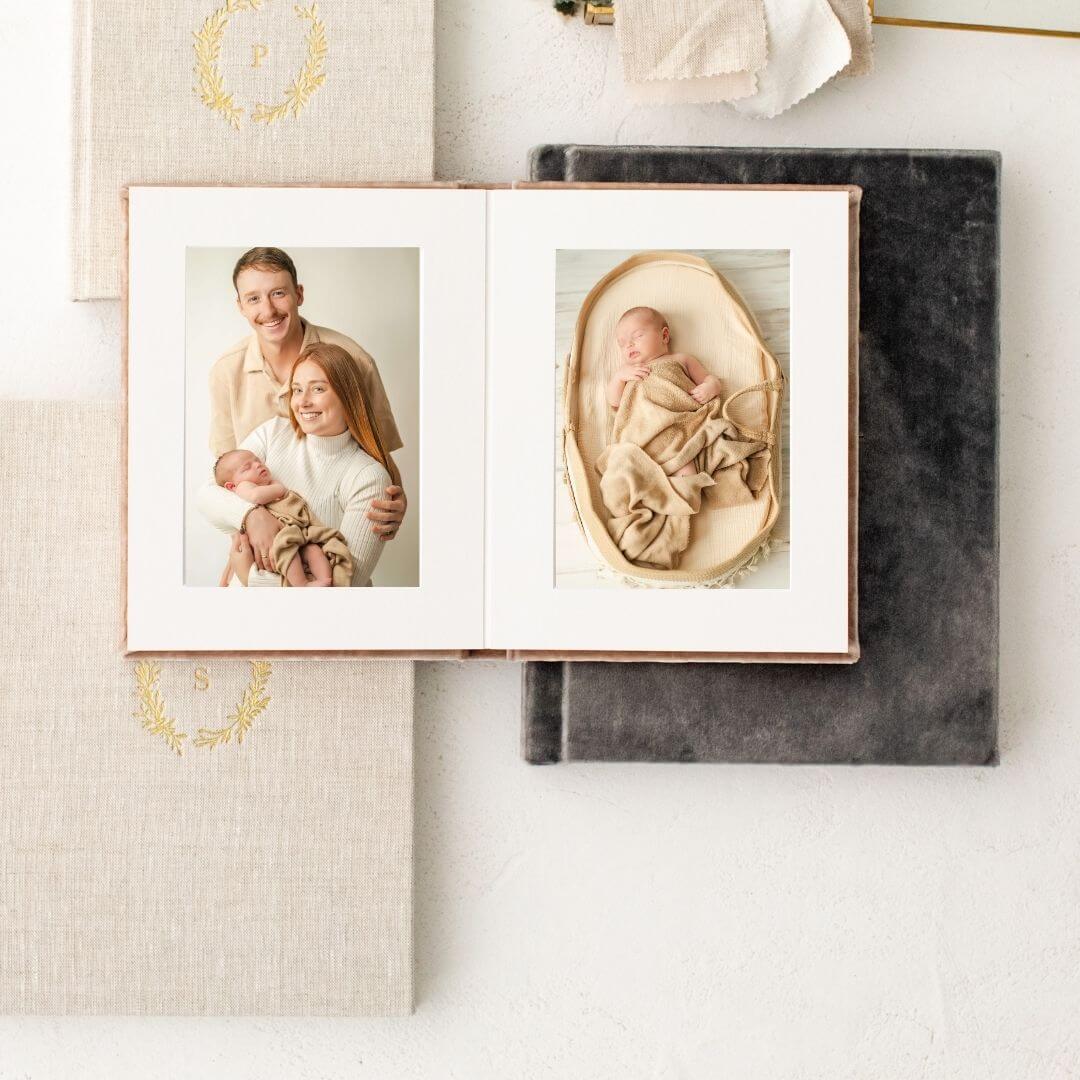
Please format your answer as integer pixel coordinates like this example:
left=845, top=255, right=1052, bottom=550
left=214, top=449, right=354, bottom=588
left=607, top=307, right=722, bottom=477
left=597, top=306, right=769, bottom=570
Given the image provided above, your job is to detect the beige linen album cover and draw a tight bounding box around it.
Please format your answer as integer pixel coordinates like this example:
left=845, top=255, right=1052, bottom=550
left=0, top=402, right=413, bottom=1015
left=72, top=0, right=434, bottom=298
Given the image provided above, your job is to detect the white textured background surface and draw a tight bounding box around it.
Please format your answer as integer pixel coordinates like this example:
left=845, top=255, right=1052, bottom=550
left=1, top=1, right=1079, bottom=1076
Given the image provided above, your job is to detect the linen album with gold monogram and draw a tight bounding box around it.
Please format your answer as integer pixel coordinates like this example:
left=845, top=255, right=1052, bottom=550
left=73, top=0, right=433, bottom=299
left=124, top=184, right=858, bottom=659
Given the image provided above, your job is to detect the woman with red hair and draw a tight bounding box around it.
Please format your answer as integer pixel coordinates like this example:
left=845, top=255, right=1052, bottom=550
left=199, top=342, right=394, bottom=586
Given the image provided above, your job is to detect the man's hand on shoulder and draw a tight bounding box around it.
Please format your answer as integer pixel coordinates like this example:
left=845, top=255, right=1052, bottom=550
left=367, top=485, right=406, bottom=541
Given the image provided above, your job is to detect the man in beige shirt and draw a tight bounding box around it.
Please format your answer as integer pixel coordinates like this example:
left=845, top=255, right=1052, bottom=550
left=209, top=323, right=403, bottom=461
left=210, top=247, right=406, bottom=572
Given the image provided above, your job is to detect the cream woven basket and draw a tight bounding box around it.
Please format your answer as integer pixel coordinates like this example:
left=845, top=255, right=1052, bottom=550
left=561, top=251, right=785, bottom=588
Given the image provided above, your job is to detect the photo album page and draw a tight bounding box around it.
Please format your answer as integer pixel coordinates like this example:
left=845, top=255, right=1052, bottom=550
left=124, top=184, right=856, bottom=659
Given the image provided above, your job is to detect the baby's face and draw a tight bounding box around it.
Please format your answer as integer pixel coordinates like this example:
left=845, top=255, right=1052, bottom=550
left=616, top=313, right=669, bottom=365
left=221, top=450, right=272, bottom=489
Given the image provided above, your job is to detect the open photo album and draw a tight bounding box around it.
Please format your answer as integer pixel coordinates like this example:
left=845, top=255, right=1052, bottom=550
left=123, top=183, right=859, bottom=659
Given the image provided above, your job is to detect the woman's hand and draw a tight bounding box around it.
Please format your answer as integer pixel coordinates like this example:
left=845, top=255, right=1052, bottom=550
left=367, top=484, right=406, bottom=541
left=243, top=507, right=284, bottom=571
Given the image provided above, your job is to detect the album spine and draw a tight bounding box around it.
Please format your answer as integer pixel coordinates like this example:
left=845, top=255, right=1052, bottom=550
left=520, top=662, right=566, bottom=764
left=521, top=150, right=566, bottom=772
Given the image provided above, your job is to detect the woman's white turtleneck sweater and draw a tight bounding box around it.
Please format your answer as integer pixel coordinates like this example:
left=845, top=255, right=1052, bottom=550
left=197, top=417, right=390, bottom=587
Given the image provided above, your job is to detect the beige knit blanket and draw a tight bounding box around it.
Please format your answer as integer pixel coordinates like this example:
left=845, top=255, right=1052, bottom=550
left=268, top=490, right=354, bottom=588
left=597, top=359, right=768, bottom=570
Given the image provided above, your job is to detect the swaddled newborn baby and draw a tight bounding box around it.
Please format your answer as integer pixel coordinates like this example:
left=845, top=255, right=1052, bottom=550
left=597, top=306, right=769, bottom=570
left=215, top=449, right=354, bottom=587
left=608, top=307, right=725, bottom=477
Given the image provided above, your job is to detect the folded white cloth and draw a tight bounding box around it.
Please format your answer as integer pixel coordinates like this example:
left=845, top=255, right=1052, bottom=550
left=732, top=0, right=852, bottom=118
left=828, top=0, right=875, bottom=77
left=615, top=0, right=766, bottom=104
left=615, top=0, right=872, bottom=111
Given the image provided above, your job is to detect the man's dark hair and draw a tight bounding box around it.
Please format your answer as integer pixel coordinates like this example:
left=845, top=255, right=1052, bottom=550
left=232, top=247, right=299, bottom=292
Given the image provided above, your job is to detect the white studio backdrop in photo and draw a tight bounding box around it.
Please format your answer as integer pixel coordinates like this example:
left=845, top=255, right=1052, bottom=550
left=184, top=246, right=421, bottom=590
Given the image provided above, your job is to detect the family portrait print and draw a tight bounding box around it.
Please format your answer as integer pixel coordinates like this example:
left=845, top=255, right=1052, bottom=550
left=184, top=245, right=420, bottom=589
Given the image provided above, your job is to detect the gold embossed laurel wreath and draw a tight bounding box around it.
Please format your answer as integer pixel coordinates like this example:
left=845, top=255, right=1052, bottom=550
left=193, top=0, right=328, bottom=130
left=133, top=660, right=272, bottom=756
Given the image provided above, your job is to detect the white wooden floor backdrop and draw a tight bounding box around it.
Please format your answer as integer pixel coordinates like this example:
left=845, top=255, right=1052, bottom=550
left=554, top=248, right=791, bottom=590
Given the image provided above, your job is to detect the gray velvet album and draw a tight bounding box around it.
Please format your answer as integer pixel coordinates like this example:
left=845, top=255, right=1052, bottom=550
left=523, top=145, right=999, bottom=766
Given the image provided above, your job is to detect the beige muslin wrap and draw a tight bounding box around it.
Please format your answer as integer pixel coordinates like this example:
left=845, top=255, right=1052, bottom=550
left=268, top=490, right=354, bottom=587
left=597, top=359, right=769, bottom=570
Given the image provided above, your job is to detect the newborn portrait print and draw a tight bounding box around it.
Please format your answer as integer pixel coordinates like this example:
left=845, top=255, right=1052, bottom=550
left=555, top=248, right=790, bottom=591
left=184, top=246, right=421, bottom=589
